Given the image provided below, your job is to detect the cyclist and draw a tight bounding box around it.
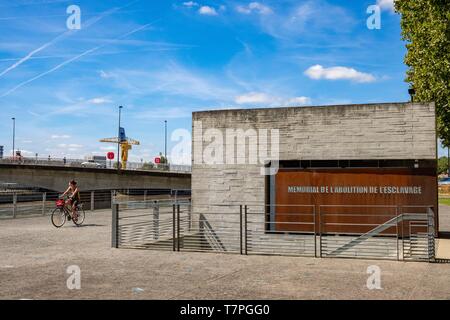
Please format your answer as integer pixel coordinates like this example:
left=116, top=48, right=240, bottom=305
left=61, top=180, right=81, bottom=221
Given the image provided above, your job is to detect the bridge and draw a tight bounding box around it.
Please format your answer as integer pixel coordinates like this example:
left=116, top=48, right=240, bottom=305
left=0, top=164, right=191, bottom=191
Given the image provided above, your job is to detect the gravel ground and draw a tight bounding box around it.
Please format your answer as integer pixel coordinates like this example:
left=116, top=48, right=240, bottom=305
left=0, top=210, right=450, bottom=300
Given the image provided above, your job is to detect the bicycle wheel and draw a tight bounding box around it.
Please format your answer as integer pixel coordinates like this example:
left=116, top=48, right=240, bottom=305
left=51, top=207, right=66, bottom=228
left=73, top=205, right=85, bottom=226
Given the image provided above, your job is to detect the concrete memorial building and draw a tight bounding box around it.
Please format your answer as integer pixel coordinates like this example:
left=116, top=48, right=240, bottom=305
left=190, top=102, right=438, bottom=260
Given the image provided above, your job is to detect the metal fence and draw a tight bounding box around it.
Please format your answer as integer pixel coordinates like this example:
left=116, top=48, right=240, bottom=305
left=0, top=190, right=114, bottom=218
left=0, top=157, right=191, bottom=173
left=0, top=189, right=190, bottom=219
left=319, top=205, right=435, bottom=261
left=112, top=202, right=436, bottom=262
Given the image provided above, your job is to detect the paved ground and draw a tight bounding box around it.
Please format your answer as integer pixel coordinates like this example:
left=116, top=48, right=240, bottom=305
left=1, top=209, right=450, bottom=300
left=439, top=204, right=450, bottom=233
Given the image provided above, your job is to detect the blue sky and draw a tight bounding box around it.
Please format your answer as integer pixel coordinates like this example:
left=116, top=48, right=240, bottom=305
left=0, top=0, right=445, bottom=162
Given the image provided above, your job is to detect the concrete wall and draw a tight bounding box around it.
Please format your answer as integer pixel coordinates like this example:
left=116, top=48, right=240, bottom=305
left=192, top=102, right=436, bottom=207
left=0, top=164, right=191, bottom=192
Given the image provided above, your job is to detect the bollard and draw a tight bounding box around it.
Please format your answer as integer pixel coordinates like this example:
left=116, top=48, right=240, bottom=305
left=172, top=205, right=176, bottom=251
left=91, top=191, right=95, bottom=212
left=177, top=204, right=180, bottom=252
left=153, top=201, right=159, bottom=240
left=12, top=193, right=17, bottom=218
left=240, top=205, right=243, bottom=255
left=42, top=192, right=47, bottom=215
left=187, top=201, right=192, bottom=232
left=112, top=203, right=119, bottom=248
left=244, top=205, right=248, bottom=255
left=111, top=190, right=115, bottom=209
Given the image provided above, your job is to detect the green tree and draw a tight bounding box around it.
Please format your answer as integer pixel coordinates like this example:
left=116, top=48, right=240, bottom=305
left=395, top=0, right=450, bottom=145
left=438, top=156, right=449, bottom=175
left=158, top=152, right=168, bottom=164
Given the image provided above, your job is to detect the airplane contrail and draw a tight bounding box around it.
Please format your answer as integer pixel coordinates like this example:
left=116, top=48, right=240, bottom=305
left=0, top=23, right=154, bottom=98
left=0, top=0, right=141, bottom=78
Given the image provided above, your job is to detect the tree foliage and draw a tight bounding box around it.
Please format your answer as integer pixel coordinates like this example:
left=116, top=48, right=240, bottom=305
left=395, top=0, right=450, bottom=145
left=438, top=156, right=449, bottom=175
left=158, top=152, right=168, bottom=164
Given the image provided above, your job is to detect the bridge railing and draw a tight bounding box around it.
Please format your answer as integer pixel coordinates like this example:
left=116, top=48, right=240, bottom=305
left=0, top=157, right=191, bottom=173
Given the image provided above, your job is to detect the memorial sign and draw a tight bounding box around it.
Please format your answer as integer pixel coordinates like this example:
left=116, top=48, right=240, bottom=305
left=271, top=168, right=437, bottom=234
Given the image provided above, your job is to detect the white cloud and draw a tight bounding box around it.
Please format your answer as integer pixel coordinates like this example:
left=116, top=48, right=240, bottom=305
left=51, top=134, right=71, bottom=139
left=199, top=6, right=218, bottom=16
left=252, top=1, right=355, bottom=41
left=304, top=65, right=376, bottom=83
left=235, top=92, right=311, bottom=106
left=107, top=63, right=238, bottom=102
left=235, top=92, right=272, bottom=104
left=58, top=144, right=83, bottom=148
left=377, top=0, right=395, bottom=12
left=100, top=146, right=116, bottom=151
left=285, top=96, right=312, bottom=106
left=236, top=2, right=272, bottom=15
left=133, top=107, right=192, bottom=119
left=183, top=1, right=198, bottom=7
left=88, top=97, right=112, bottom=104
left=99, top=70, right=115, bottom=79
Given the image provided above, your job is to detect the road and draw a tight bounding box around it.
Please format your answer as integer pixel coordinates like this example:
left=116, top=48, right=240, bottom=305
left=0, top=209, right=450, bottom=299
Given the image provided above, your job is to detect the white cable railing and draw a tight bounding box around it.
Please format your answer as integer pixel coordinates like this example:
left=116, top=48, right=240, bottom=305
left=0, top=157, right=191, bottom=173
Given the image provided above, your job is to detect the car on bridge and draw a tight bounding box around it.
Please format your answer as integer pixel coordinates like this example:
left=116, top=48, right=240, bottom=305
left=439, top=177, right=450, bottom=186
left=81, top=161, right=106, bottom=169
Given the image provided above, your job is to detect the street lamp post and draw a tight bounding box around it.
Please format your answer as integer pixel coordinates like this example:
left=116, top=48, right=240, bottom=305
left=164, top=120, right=167, bottom=163
left=117, top=106, right=123, bottom=173
left=11, top=117, right=15, bottom=159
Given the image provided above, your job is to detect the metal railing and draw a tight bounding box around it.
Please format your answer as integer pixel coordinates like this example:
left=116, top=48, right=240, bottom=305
left=246, top=205, right=317, bottom=257
left=0, top=189, right=190, bottom=219
left=112, top=202, right=436, bottom=262
left=0, top=157, right=191, bottom=173
left=319, top=205, right=436, bottom=261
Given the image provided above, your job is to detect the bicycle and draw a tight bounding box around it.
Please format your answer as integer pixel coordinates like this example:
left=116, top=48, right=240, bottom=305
left=51, top=196, right=85, bottom=228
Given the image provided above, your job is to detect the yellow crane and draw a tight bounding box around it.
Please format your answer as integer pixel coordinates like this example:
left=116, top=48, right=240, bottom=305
left=100, top=128, right=140, bottom=170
